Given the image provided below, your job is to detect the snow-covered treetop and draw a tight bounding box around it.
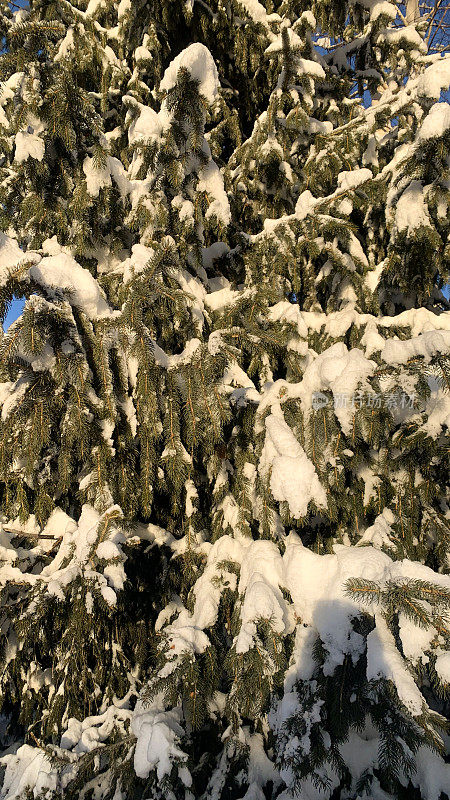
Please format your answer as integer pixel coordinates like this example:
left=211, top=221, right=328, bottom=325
left=159, top=42, right=220, bottom=104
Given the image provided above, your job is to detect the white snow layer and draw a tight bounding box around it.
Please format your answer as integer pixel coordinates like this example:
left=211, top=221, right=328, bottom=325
left=29, top=254, right=112, bottom=319
left=416, top=56, right=450, bottom=100
left=264, top=27, right=304, bottom=55
left=127, top=100, right=166, bottom=145
left=131, top=530, right=450, bottom=785
left=268, top=302, right=450, bottom=343
left=261, top=413, right=327, bottom=519
left=0, top=233, right=112, bottom=320
left=14, top=129, right=45, bottom=163
left=369, top=1, right=397, bottom=21
left=435, top=652, right=450, bottom=684
left=132, top=699, right=189, bottom=781
left=159, top=43, right=219, bottom=103
left=236, top=539, right=292, bottom=653
left=2, top=498, right=449, bottom=797
left=382, top=330, right=450, bottom=365
left=0, top=504, right=126, bottom=606
left=413, top=747, right=450, bottom=800
left=337, top=168, right=373, bottom=191
left=197, top=158, right=231, bottom=225
left=0, top=232, right=39, bottom=283
left=395, top=180, right=431, bottom=235
left=150, top=531, right=450, bottom=686
left=83, top=155, right=129, bottom=198
left=367, top=614, right=424, bottom=715
left=1, top=746, right=58, bottom=800
left=237, top=0, right=280, bottom=27
left=0, top=377, right=32, bottom=421
left=417, top=101, right=450, bottom=141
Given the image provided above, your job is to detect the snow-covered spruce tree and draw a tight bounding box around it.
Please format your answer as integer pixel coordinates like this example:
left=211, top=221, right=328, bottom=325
left=0, top=1, right=449, bottom=799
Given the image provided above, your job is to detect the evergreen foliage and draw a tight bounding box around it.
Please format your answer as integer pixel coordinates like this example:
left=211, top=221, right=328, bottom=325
left=0, top=1, right=449, bottom=798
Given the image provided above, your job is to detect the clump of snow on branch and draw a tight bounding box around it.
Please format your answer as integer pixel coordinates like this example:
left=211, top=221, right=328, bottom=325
left=159, top=42, right=219, bottom=103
